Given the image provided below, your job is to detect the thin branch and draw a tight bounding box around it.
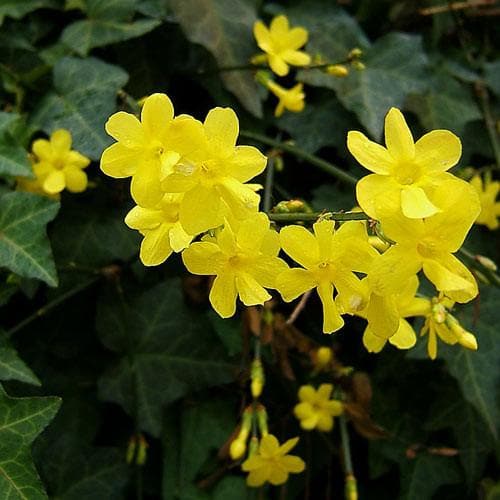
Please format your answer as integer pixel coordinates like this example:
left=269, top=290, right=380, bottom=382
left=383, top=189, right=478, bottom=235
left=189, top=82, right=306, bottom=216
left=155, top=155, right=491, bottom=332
left=286, top=290, right=312, bottom=325
left=269, top=211, right=369, bottom=223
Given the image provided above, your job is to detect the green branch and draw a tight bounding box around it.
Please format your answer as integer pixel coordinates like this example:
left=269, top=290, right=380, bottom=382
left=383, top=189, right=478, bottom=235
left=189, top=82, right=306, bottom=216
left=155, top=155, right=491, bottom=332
left=269, top=211, right=369, bottom=222
left=241, top=131, right=358, bottom=186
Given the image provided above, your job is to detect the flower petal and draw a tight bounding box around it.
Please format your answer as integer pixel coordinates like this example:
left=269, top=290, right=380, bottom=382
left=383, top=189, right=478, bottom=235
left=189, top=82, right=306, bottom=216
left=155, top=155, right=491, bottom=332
left=268, top=466, right=289, bottom=486
left=415, top=130, right=461, bottom=172
left=317, top=282, right=344, bottom=333
left=125, top=206, right=162, bottom=230
left=270, top=14, right=289, bottom=36
left=278, top=436, right=299, bottom=455
left=365, top=292, right=400, bottom=339
left=400, top=185, right=440, bottom=218
left=64, top=166, right=87, bottom=193
left=298, top=385, right=316, bottom=403
left=182, top=242, right=222, bottom=275
left=363, top=327, right=387, bottom=353
left=217, top=177, right=260, bottom=220
left=209, top=272, right=237, bottom=318
left=229, top=145, right=267, bottom=183
left=284, top=27, right=308, bottom=49
left=246, top=468, right=268, bottom=487
left=253, top=20, right=272, bottom=51
left=313, top=219, right=334, bottom=261
left=50, top=129, right=72, bottom=154
left=249, top=256, right=288, bottom=289
left=260, top=434, right=281, bottom=456
left=130, top=161, right=163, bottom=207
left=105, top=111, right=145, bottom=147
left=347, top=131, right=393, bottom=174
left=282, top=49, right=311, bottom=66
left=279, top=225, right=319, bottom=268
left=276, top=268, right=316, bottom=302
left=389, top=319, right=417, bottom=349
left=169, top=222, right=192, bottom=252
left=356, top=174, right=399, bottom=219
left=32, top=139, right=52, bottom=161
left=268, top=54, right=289, bottom=76
left=179, top=185, right=223, bottom=234
left=43, top=170, right=65, bottom=194
left=140, top=224, right=172, bottom=266
left=384, top=108, right=415, bottom=160
left=140, top=93, right=174, bottom=137
left=100, top=143, right=139, bottom=178
left=235, top=273, right=271, bottom=306
left=204, top=107, right=239, bottom=154
left=281, top=455, right=306, bottom=473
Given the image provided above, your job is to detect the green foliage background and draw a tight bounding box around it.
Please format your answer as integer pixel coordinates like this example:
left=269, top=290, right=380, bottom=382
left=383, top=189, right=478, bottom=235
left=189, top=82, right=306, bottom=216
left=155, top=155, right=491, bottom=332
left=0, top=0, right=498, bottom=498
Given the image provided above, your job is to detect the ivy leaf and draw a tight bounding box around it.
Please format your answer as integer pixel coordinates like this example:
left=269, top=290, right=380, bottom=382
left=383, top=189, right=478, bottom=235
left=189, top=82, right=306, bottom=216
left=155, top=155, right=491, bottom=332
left=0, top=384, right=61, bottom=499
left=407, top=71, right=481, bottom=137
left=0, top=0, right=58, bottom=25
left=61, top=0, right=161, bottom=56
left=0, top=111, right=32, bottom=178
left=0, top=334, right=40, bottom=386
left=31, top=56, right=128, bottom=160
left=440, top=286, right=500, bottom=441
left=97, top=280, right=236, bottom=437
left=399, top=454, right=461, bottom=500
left=0, top=192, right=59, bottom=286
left=300, top=32, right=428, bottom=139
left=169, top=0, right=262, bottom=117
left=484, top=61, right=500, bottom=97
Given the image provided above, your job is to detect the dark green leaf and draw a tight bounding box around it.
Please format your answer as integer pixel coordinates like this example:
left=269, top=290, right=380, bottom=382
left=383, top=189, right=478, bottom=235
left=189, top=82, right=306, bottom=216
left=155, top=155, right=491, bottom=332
left=0, top=144, right=32, bottom=178
left=440, top=286, right=500, bottom=441
left=484, top=61, right=500, bottom=97
left=97, top=280, right=236, bottom=436
left=0, top=384, right=61, bottom=499
left=0, top=334, right=40, bottom=386
left=0, top=0, right=58, bottom=25
left=300, top=33, right=428, bottom=139
left=31, top=56, right=128, bottom=160
left=169, top=0, right=262, bottom=117
left=0, top=192, right=59, bottom=286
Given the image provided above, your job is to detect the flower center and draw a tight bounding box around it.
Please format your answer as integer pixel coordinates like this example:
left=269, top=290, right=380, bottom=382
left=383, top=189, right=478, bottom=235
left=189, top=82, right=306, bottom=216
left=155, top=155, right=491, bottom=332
left=417, top=239, right=437, bottom=258
left=394, top=161, right=421, bottom=185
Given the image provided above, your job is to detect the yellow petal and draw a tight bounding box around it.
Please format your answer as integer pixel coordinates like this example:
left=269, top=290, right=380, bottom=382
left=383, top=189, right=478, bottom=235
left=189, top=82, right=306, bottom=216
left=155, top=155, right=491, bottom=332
left=389, top=319, right=417, bottom=349
left=270, top=14, right=289, bottom=36
left=377, top=203, right=425, bottom=244
left=284, top=27, right=308, bottom=49
left=50, top=129, right=72, bottom=153
left=182, top=241, right=222, bottom=275
left=130, top=162, right=163, bottom=207
left=268, top=467, right=288, bottom=486
left=347, top=131, right=393, bottom=174
left=140, top=93, right=174, bottom=138
left=204, top=107, right=239, bottom=154
left=400, top=185, right=440, bottom=219
left=317, top=383, right=333, bottom=400
left=125, top=206, right=162, bottom=230
left=165, top=116, right=206, bottom=157
left=427, top=328, right=438, bottom=360
left=253, top=20, right=272, bottom=51
left=260, top=434, right=281, bottom=457
left=32, top=139, right=52, bottom=161
left=43, top=170, right=65, bottom=194
left=169, top=222, right=192, bottom=252
left=249, top=256, right=288, bottom=289
left=414, top=130, right=461, bottom=172
left=363, top=327, right=387, bottom=353
left=313, top=219, right=334, bottom=261
left=365, top=292, right=400, bottom=339
left=317, top=282, right=344, bottom=333
left=162, top=171, right=198, bottom=193
left=279, top=225, right=319, bottom=268
left=100, top=143, right=139, bottom=178
left=179, top=185, right=223, bottom=234
left=298, top=385, right=316, bottom=403
left=282, top=49, right=311, bottom=66
left=316, top=414, right=334, bottom=432
left=268, top=54, right=289, bottom=76
left=281, top=455, right=305, bottom=473
left=140, top=225, right=172, bottom=266
left=217, top=177, right=260, bottom=220
left=230, top=145, right=267, bottom=183
left=356, top=174, right=399, bottom=219
left=384, top=108, right=415, bottom=160
left=105, top=111, right=145, bottom=147
left=209, top=272, right=237, bottom=318
left=236, top=273, right=271, bottom=305
left=276, top=268, right=316, bottom=302
left=277, top=436, right=299, bottom=455
left=67, top=151, right=90, bottom=168
left=64, top=166, right=87, bottom=192
left=246, top=468, right=268, bottom=487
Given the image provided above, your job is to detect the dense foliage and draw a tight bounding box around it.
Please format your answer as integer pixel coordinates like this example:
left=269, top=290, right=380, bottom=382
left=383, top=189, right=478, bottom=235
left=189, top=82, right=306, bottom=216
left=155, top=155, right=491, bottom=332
left=0, top=0, right=499, bottom=499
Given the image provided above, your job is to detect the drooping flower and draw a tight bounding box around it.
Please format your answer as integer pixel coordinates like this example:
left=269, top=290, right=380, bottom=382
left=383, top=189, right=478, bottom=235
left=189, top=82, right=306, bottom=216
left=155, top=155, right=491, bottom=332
left=368, top=179, right=480, bottom=303
left=125, top=193, right=192, bottom=266
left=470, top=173, right=500, bottom=230
left=30, top=129, right=90, bottom=194
left=241, top=434, right=305, bottom=487
left=266, top=80, right=305, bottom=117
left=348, top=107, right=462, bottom=219
left=253, top=15, right=311, bottom=76
left=420, top=295, right=478, bottom=360
left=101, top=93, right=205, bottom=206
left=277, top=220, right=378, bottom=333
left=294, top=384, right=343, bottom=431
left=182, top=213, right=287, bottom=318
left=162, top=107, right=267, bottom=234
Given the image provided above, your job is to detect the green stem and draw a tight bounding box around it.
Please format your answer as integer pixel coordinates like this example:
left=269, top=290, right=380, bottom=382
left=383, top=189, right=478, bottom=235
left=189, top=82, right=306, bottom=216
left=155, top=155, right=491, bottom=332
left=476, top=82, right=500, bottom=168
left=458, top=247, right=500, bottom=287
left=6, top=276, right=99, bottom=338
left=339, top=413, right=358, bottom=500
left=269, top=211, right=369, bottom=223
left=240, top=131, right=358, bottom=186
left=263, top=156, right=275, bottom=214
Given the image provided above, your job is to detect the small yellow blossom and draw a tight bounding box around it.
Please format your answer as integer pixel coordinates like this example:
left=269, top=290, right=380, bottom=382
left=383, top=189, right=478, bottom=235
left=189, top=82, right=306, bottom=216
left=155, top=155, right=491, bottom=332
left=294, top=384, right=343, bottom=431
left=369, top=179, right=480, bottom=304
left=348, top=107, right=462, bottom=219
left=470, top=173, right=500, bottom=230
left=16, top=172, right=60, bottom=200
left=162, top=107, right=267, bottom=234
left=266, top=80, right=305, bottom=117
left=30, top=129, right=90, bottom=194
left=101, top=93, right=205, bottom=207
left=277, top=220, right=378, bottom=333
left=326, top=64, right=349, bottom=77
left=420, top=295, right=478, bottom=360
left=253, top=15, right=311, bottom=76
left=314, top=346, right=332, bottom=371
left=125, top=193, right=192, bottom=266
left=241, top=434, right=305, bottom=487
left=182, top=213, right=287, bottom=318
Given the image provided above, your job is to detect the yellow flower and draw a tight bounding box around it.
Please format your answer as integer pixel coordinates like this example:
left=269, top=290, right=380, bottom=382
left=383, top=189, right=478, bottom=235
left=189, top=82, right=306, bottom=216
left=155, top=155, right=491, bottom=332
left=294, top=384, right=343, bottom=431
left=162, top=107, right=267, bottom=234
left=16, top=173, right=60, bottom=200
left=101, top=93, right=205, bottom=207
left=470, top=173, right=500, bottom=230
left=182, top=213, right=287, bottom=318
left=420, top=295, right=478, bottom=360
left=348, top=107, right=462, bottom=219
left=31, top=129, right=90, bottom=194
left=253, top=14, right=311, bottom=76
left=276, top=220, right=378, bottom=333
left=241, top=434, right=305, bottom=487
left=125, top=193, right=192, bottom=266
left=358, top=276, right=430, bottom=353
left=266, top=80, right=305, bottom=117
left=369, top=179, right=480, bottom=304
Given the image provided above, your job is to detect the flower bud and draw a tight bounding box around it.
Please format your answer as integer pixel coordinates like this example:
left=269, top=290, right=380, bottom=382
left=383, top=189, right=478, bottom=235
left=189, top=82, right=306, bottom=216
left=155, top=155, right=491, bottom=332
left=352, top=61, right=366, bottom=71
left=326, top=64, right=349, bottom=77
left=315, top=346, right=332, bottom=369
left=126, top=435, right=137, bottom=465
left=256, top=405, right=269, bottom=436
left=251, top=359, right=265, bottom=398
left=230, top=437, right=247, bottom=460
left=136, top=434, right=148, bottom=466
left=250, top=53, right=268, bottom=65
left=348, top=47, right=363, bottom=59
left=255, top=70, right=272, bottom=87
left=476, top=254, right=497, bottom=271
left=447, top=316, right=478, bottom=351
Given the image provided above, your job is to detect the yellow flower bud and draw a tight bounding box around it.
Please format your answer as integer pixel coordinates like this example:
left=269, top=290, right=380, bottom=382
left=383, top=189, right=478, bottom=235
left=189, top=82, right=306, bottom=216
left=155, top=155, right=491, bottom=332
left=251, top=359, right=265, bottom=398
left=256, top=405, right=268, bottom=436
left=126, top=435, right=137, bottom=465
left=348, top=47, right=363, bottom=59
left=447, top=316, right=478, bottom=351
left=136, top=434, right=148, bottom=466
left=326, top=64, right=349, bottom=77
left=315, top=346, right=332, bottom=369
left=230, top=437, right=247, bottom=460
left=250, top=53, right=268, bottom=66
left=352, top=61, right=366, bottom=71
